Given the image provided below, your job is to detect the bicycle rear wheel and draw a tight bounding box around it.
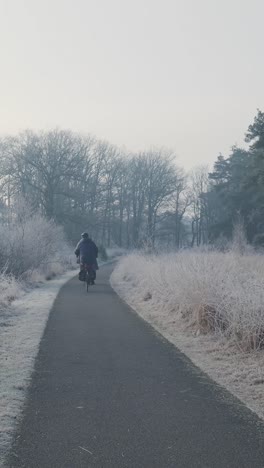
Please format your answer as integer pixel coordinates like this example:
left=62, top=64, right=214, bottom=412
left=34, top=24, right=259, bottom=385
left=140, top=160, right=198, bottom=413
left=83, top=269, right=88, bottom=292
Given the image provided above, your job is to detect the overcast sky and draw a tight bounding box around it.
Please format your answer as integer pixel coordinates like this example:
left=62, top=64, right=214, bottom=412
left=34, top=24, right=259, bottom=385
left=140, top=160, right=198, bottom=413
left=0, top=0, right=263, bottom=169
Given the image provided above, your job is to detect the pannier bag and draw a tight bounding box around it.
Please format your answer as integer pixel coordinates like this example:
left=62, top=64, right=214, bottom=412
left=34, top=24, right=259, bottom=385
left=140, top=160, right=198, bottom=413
left=78, top=270, right=86, bottom=282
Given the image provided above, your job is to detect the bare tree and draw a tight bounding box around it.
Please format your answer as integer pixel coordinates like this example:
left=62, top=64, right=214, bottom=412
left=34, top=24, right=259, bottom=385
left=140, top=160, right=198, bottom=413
left=189, top=166, right=209, bottom=246
left=0, top=130, right=89, bottom=219
left=0, top=130, right=192, bottom=249
left=168, top=170, right=191, bottom=248
left=142, top=149, right=178, bottom=247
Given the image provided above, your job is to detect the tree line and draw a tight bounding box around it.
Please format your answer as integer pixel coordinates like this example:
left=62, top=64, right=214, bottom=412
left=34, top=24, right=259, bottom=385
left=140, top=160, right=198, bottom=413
left=0, top=130, right=190, bottom=248
left=0, top=110, right=263, bottom=249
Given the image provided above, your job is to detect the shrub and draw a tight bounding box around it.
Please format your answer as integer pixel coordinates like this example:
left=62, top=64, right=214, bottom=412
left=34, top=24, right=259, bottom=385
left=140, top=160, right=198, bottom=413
left=0, top=200, right=75, bottom=280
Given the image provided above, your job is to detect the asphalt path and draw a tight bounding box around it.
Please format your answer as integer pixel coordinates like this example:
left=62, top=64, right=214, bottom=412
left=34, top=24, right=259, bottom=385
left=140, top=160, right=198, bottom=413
left=7, top=264, right=264, bottom=467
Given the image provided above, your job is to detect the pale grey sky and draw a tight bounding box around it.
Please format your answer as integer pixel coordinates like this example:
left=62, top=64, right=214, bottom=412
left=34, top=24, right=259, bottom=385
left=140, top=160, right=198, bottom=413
left=0, top=0, right=263, bottom=169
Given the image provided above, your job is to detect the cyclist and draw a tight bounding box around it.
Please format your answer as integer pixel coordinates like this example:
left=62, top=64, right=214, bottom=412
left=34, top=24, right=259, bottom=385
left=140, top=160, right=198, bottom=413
left=75, top=232, right=98, bottom=284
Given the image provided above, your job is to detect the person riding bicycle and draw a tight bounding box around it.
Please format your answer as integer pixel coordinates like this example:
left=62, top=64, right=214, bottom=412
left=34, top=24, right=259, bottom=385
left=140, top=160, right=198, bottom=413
left=75, top=232, right=98, bottom=284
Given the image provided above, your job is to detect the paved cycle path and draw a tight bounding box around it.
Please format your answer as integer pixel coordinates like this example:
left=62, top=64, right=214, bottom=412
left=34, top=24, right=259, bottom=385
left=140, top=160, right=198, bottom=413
left=7, top=265, right=264, bottom=467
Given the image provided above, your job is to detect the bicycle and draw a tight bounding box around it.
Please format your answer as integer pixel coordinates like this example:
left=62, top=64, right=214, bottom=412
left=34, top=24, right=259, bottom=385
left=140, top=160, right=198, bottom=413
left=83, top=263, right=96, bottom=292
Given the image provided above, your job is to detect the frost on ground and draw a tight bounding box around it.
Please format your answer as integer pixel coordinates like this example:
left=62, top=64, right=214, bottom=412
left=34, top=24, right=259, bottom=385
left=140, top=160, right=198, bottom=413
left=0, top=202, right=79, bottom=462
left=0, top=270, right=76, bottom=464
left=111, top=251, right=264, bottom=420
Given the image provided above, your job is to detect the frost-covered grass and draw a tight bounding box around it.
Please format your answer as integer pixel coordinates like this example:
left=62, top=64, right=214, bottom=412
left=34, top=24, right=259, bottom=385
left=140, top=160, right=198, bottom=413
left=0, top=270, right=76, bottom=465
left=111, top=250, right=264, bottom=419
left=112, top=250, right=264, bottom=350
left=0, top=203, right=78, bottom=463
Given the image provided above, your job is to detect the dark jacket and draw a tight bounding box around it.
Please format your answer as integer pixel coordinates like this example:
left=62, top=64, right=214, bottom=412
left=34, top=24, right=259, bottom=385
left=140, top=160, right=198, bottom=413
left=75, top=238, right=98, bottom=264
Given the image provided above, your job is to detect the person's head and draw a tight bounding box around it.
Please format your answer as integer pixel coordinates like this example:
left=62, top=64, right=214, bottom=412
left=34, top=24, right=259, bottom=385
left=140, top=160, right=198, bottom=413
left=81, top=232, right=89, bottom=239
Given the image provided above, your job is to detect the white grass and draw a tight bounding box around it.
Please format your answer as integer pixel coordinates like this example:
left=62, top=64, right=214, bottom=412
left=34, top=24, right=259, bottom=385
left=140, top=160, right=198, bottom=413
left=111, top=250, right=264, bottom=420
left=0, top=270, right=76, bottom=464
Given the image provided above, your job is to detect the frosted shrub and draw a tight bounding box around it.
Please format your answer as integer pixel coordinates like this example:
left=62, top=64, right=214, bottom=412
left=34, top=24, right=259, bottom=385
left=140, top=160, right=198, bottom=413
left=112, top=250, right=264, bottom=351
left=0, top=204, right=75, bottom=280
left=0, top=270, right=21, bottom=306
